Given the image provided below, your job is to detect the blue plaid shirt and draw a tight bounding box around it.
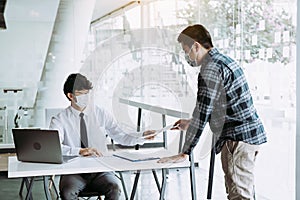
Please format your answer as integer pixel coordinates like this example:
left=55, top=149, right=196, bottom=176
left=182, top=48, right=267, bottom=155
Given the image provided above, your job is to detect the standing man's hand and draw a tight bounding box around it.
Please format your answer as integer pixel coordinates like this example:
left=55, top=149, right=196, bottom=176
left=171, top=119, right=191, bottom=131
left=157, top=153, right=188, bottom=163
left=79, top=148, right=102, bottom=157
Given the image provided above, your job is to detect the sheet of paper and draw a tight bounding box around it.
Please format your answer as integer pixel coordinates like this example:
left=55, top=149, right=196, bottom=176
left=141, top=124, right=174, bottom=139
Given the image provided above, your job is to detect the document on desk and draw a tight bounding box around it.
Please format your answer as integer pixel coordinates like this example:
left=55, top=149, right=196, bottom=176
left=113, top=151, right=160, bottom=162
left=141, top=124, right=174, bottom=139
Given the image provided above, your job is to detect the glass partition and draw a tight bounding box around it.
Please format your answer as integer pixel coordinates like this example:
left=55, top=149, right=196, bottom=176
left=85, top=0, right=296, bottom=199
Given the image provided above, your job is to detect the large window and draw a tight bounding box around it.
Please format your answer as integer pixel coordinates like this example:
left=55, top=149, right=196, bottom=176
left=84, top=0, right=296, bottom=199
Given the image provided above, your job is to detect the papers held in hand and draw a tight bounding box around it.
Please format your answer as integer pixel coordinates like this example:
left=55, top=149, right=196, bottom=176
left=141, top=124, right=174, bottom=139
left=113, top=151, right=160, bottom=162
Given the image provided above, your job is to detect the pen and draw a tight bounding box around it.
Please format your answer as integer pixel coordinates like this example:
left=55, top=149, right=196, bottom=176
left=173, top=124, right=179, bottom=128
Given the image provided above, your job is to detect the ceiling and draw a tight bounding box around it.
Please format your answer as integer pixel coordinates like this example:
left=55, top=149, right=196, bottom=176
left=0, top=0, right=60, bottom=108
left=0, top=0, right=133, bottom=111
left=92, top=0, right=132, bottom=21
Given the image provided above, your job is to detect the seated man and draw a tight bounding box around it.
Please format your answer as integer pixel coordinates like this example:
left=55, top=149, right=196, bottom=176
left=50, top=73, right=155, bottom=200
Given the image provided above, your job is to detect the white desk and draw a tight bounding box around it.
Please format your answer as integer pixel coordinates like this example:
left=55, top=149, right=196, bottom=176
left=8, top=149, right=193, bottom=200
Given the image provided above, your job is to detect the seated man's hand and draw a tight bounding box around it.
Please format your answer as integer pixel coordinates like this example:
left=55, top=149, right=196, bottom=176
left=79, top=147, right=102, bottom=157
left=157, top=153, right=187, bottom=163
left=142, top=130, right=156, bottom=140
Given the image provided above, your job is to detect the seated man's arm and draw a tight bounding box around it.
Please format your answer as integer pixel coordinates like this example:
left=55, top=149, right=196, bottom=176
left=100, top=108, right=145, bottom=146
left=49, top=116, right=81, bottom=155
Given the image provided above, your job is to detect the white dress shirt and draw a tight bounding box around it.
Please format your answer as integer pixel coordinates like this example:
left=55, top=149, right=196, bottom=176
left=49, top=105, right=145, bottom=155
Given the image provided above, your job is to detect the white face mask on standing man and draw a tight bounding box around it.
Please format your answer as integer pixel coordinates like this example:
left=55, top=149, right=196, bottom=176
left=185, top=43, right=198, bottom=67
left=183, top=42, right=210, bottom=68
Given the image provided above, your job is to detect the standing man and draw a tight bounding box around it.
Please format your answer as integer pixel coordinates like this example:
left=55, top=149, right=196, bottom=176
left=50, top=73, right=155, bottom=200
left=158, top=24, right=267, bottom=200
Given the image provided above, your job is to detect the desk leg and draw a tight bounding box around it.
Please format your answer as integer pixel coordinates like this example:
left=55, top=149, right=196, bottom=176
left=25, top=177, right=35, bottom=200
left=118, top=172, right=128, bottom=200
left=162, top=114, right=167, bottom=149
left=130, top=170, right=141, bottom=200
left=135, top=108, right=142, bottom=150
left=189, top=153, right=197, bottom=200
left=152, top=170, right=161, bottom=192
left=49, top=176, right=59, bottom=199
left=207, top=137, right=216, bottom=200
left=159, top=169, right=167, bottom=200
left=43, top=176, right=52, bottom=200
left=178, top=130, right=184, bottom=153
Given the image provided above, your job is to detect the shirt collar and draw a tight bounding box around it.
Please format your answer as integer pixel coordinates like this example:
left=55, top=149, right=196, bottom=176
left=69, top=106, right=88, bottom=117
left=200, top=47, right=218, bottom=69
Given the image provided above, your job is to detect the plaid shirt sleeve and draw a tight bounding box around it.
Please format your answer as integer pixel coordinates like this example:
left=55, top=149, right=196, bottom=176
left=182, top=62, right=223, bottom=155
left=181, top=49, right=267, bottom=155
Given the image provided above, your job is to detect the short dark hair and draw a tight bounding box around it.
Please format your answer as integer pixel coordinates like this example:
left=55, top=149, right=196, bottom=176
left=177, top=24, right=213, bottom=49
left=63, top=73, right=93, bottom=100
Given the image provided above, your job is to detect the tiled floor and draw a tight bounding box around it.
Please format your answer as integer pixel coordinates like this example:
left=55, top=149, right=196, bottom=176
left=0, top=165, right=271, bottom=200
left=0, top=166, right=227, bottom=200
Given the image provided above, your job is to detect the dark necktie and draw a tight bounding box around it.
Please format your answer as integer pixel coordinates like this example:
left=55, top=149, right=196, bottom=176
left=79, top=113, right=88, bottom=148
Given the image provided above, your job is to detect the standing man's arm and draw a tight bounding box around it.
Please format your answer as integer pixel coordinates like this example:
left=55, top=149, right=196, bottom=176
left=159, top=66, right=224, bottom=163
left=183, top=67, right=224, bottom=154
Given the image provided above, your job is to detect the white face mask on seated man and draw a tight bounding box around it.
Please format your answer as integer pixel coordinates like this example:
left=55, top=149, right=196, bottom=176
left=75, top=93, right=90, bottom=109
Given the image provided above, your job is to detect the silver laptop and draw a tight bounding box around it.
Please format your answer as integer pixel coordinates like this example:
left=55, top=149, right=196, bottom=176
left=12, top=129, right=78, bottom=164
